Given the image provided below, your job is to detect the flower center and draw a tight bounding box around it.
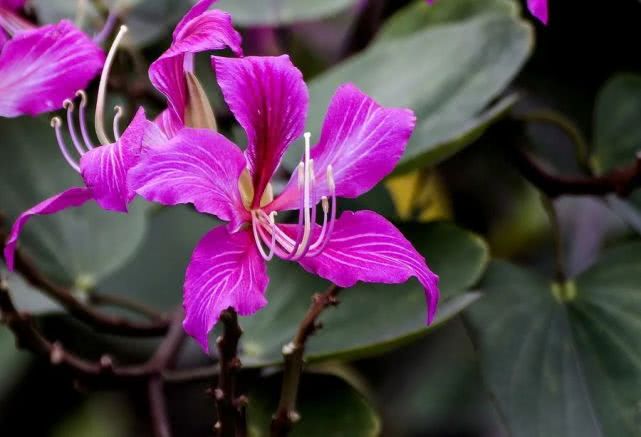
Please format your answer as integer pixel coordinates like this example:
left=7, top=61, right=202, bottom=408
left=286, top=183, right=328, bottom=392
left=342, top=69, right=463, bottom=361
left=51, top=25, right=128, bottom=173
left=250, top=132, right=337, bottom=261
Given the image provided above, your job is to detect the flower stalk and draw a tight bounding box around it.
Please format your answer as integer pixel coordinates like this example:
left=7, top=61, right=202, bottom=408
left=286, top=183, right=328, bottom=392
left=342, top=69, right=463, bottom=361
left=213, top=308, right=247, bottom=437
left=270, top=285, right=342, bottom=437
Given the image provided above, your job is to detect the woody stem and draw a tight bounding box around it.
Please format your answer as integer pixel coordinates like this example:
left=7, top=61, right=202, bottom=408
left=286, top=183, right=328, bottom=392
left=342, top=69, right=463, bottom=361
left=213, top=308, right=247, bottom=437
left=270, top=284, right=342, bottom=437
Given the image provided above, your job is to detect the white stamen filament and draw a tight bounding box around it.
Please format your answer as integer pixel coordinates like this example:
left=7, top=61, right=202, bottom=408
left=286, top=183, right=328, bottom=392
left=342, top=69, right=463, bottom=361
left=75, top=91, right=95, bottom=150
left=95, top=25, right=128, bottom=146
left=51, top=117, right=80, bottom=173
left=250, top=136, right=338, bottom=261
left=63, top=99, right=87, bottom=157
left=113, top=106, right=124, bottom=140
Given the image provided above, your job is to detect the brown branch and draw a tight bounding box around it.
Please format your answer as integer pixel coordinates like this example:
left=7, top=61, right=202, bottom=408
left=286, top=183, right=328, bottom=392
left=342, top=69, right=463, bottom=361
left=1, top=237, right=171, bottom=337
left=503, top=119, right=641, bottom=198
left=88, top=290, right=167, bottom=322
left=212, top=308, right=247, bottom=437
left=270, top=285, right=342, bottom=437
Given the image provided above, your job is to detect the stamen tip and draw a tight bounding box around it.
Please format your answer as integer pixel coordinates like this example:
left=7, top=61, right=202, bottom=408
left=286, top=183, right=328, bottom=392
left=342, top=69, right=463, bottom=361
left=304, top=132, right=311, bottom=140
left=75, top=90, right=87, bottom=106
left=63, top=99, right=74, bottom=110
left=119, top=25, right=128, bottom=34
left=50, top=117, right=61, bottom=128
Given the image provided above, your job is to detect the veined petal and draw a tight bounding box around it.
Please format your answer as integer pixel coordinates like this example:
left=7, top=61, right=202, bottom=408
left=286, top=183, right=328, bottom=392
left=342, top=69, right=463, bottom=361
left=129, top=128, right=248, bottom=228
left=173, top=0, right=216, bottom=38
left=0, top=20, right=104, bottom=117
left=3, top=187, right=94, bottom=271
left=149, top=5, right=241, bottom=133
left=0, top=0, right=26, bottom=12
left=154, top=108, right=182, bottom=139
left=80, top=108, right=155, bottom=212
left=213, top=55, right=309, bottom=207
left=527, top=0, right=548, bottom=24
left=184, top=226, right=268, bottom=352
left=289, top=210, right=440, bottom=324
left=270, top=84, right=415, bottom=212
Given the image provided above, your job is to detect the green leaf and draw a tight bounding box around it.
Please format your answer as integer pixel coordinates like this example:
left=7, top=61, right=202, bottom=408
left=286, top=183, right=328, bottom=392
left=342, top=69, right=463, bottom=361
left=32, top=0, right=192, bottom=47
left=1, top=268, right=62, bottom=315
left=378, top=0, right=517, bottom=39
left=467, top=244, right=641, bottom=437
left=216, top=0, right=357, bottom=26
left=0, top=116, right=148, bottom=286
left=0, top=327, right=30, bottom=399
left=285, top=8, right=532, bottom=172
left=100, top=206, right=218, bottom=311
left=239, top=222, right=489, bottom=367
left=248, top=373, right=380, bottom=437
left=593, top=74, right=641, bottom=174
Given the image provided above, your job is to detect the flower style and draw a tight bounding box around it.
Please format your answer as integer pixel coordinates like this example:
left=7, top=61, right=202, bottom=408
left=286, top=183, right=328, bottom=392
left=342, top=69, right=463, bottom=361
left=3, top=26, right=160, bottom=270
left=129, top=55, right=440, bottom=352
left=0, top=0, right=105, bottom=117
left=149, top=0, right=242, bottom=137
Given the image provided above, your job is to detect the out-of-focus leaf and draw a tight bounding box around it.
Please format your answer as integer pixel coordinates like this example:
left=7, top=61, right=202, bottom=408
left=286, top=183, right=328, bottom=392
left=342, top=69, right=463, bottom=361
left=248, top=373, right=380, bottom=437
left=0, top=117, right=148, bottom=286
left=284, top=8, right=531, bottom=172
left=379, top=0, right=517, bottom=39
left=468, top=244, right=641, bottom=437
left=216, top=0, right=357, bottom=26
left=100, top=206, right=218, bottom=311
left=386, top=170, right=452, bottom=221
left=592, top=74, right=641, bottom=174
left=51, top=394, right=132, bottom=437
left=32, top=0, right=192, bottom=47
left=0, top=327, right=30, bottom=398
left=238, top=222, right=488, bottom=366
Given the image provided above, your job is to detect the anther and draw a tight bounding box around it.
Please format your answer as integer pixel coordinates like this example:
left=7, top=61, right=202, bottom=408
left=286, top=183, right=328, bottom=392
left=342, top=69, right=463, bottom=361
left=113, top=106, right=124, bottom=140
left=51, top=117, right=80, bottom=173
left=75, top=90, right=94, bottom=150
left=64, top=98, right=86, bottom=156
left=95, top=25, right=128, bottom=146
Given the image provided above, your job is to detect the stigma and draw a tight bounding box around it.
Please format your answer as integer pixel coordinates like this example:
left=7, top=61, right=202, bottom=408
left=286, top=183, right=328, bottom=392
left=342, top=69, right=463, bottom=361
left=51, top=25, right=128, bottom=173
left=251, top=132, right=337, bottom=261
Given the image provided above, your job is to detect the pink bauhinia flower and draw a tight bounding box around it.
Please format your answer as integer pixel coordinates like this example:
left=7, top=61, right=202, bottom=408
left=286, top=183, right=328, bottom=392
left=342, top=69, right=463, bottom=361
left=129, top=55, right=440, bottom=352
left=3, top=26, right=161, bottom=270
left=0, top=0, right=105, bottom=117
left=149, top=0, right=243, bottom=138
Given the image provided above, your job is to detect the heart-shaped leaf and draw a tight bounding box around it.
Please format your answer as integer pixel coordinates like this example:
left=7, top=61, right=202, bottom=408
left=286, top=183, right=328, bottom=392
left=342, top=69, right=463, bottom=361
left=467, top=243, right=641, bottom=437
left=239, top=222, right=488, bottom=366
left=216, top=0, right=358, bottom=26
left=0, top=116, right=148, bottom=286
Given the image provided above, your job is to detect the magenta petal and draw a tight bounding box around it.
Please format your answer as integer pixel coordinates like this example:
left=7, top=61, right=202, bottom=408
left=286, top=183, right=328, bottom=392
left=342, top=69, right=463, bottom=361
left=80, top=108, right=154, bottom=212
left=213, top=55, right=309, bottom=207
left=270, top=84, right=415, bottom=212
left=527, top=0, right=548, bottom=24
left=129, top=128, right=249, bottom=228
left=154, top=108, right=183, bottom=139
left=291, top=210, right=440, bottom=324
left=3, top=187, right=94, bottom=271
left=0, top=20, right=104, bottom=117
left=149, top=5, right=242, bottom=132
left=0, top=0, right=26, bottom=12
left=184, top=227, right=268, bottom=352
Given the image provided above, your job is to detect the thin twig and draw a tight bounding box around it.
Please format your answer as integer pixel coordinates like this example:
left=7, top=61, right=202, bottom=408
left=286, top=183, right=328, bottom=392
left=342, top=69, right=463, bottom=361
left=502, top=119, right=641, bottom=198
left=88, top=290, right=167, bottom=322
left=1, top=238, right=171, bottom=337
left=213, top=308, right=247, bottom=437
left=270, top=285, right=342, bottom=437
left=163, top=365, right=218, bottom=384
left=149, top=377, right=171, bottom=437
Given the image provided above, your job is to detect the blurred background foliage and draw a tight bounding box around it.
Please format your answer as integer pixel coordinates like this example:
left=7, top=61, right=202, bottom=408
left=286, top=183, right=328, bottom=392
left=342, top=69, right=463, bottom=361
left=2, top=0, right=641, bottom=436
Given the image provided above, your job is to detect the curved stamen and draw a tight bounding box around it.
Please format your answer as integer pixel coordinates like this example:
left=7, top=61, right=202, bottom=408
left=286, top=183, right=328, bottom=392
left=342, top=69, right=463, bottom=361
left=113, top=106, right=124, bottom=140
left=286, top=132, right=315, bottom=261
left=295, top=158, right=317, bottom=259
left=252, top=211, right=277, bottom=261
left=63, top=99, right=86, bottom=156
left=51, top=117, right=80, bottom=173
left=307, top=165, right=337, bottom=257
left=95, top=25, right=128, bottom=146
left=75, top=91, right=95, bottom=150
